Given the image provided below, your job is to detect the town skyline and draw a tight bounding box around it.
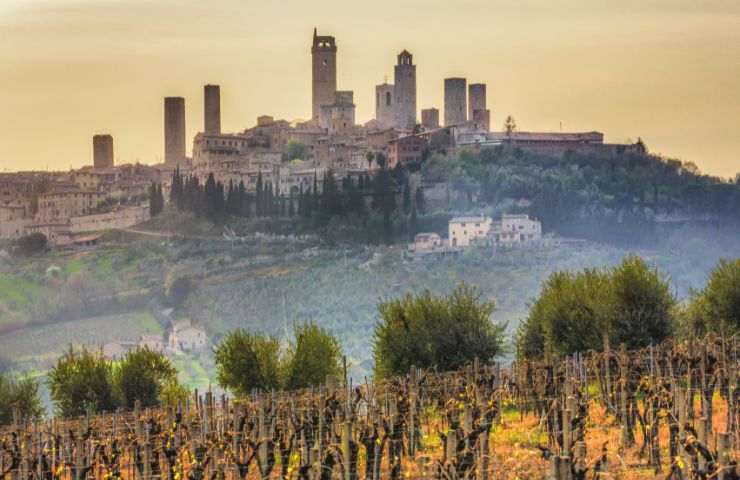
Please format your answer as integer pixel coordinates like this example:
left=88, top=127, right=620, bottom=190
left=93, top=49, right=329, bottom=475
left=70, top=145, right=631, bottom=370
left=2, top=0, right=739, bottom=177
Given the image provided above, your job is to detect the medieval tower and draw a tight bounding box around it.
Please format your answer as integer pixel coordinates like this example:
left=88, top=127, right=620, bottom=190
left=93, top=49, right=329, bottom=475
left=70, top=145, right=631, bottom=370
left=92, top=134, right=114, bottom=169
left=204, top=84, right=221, bottom=135
left=311, top=28, right=337, bottom=124
left=164, top=97, right=186, bottom=165
left=444, top=78, right=467, bottom=126
left=375, top=83, right=395, bottom=128
left=393, top=50, right=416, bottom=130
left=468, top=83, right=490, bottom=132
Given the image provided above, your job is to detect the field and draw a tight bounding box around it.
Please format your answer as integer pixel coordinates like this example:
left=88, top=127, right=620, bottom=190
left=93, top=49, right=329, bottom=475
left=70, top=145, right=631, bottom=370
left=1, top=338, right=737, bottom=479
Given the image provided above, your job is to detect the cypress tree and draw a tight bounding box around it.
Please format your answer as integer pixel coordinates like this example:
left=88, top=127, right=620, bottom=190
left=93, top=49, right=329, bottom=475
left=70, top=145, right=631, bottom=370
left=256, top=172, right=264, bottom=217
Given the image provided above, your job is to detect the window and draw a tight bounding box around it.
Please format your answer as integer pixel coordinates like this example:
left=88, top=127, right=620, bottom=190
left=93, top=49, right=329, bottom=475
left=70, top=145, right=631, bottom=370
left=386, top=92, right=391, bottom=106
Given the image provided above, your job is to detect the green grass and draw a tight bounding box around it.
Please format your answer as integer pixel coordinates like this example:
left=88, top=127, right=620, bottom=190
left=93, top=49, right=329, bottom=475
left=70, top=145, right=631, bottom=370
left=0, top=274, right=43, bottom=310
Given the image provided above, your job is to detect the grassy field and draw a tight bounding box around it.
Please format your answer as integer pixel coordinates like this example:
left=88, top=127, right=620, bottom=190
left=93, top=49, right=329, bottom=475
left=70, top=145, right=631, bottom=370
left=0, top=310, right=163, bottom=372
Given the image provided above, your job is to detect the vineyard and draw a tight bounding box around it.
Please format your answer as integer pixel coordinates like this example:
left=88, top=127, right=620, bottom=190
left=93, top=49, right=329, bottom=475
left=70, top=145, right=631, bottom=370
left=2, top=336, right=740, bottom=479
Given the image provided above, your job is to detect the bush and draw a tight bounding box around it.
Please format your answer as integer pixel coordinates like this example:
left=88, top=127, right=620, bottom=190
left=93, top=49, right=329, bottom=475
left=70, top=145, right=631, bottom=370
left=0, top=375, right=43, bottom=425
left=373, top=284, right=506, bottom=379
left=284, top=322, right=343, bottom=389
left=16, top=233, right=47, bottom=256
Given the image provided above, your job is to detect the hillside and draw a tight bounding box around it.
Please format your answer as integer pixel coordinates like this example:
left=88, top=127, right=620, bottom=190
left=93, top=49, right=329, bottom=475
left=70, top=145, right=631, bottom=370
left=1, top=216, right=739, bottom=390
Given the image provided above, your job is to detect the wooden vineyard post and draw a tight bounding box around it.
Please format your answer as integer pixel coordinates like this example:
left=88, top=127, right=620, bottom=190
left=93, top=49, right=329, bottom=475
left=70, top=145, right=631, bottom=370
left=619, top=344, right=633, bottom=448
left=341, top=421, right=356, bottom=480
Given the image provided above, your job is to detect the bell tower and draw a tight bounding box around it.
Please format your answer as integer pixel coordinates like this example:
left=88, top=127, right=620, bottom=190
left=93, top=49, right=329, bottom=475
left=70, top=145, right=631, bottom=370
left=311, top=28, right=337, bottom=123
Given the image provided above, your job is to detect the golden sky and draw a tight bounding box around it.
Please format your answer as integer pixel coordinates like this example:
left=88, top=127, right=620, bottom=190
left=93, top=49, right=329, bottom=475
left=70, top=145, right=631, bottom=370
left=1, top=0, right=739, bottom=176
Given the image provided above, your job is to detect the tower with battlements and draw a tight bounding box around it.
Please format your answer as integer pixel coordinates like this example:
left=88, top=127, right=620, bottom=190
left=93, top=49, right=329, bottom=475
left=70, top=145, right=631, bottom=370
left=468, top=83, right=490, bottom=131
left=394, top=50, right=416, bottom=130
left=311, top=28, right=337, bottom=125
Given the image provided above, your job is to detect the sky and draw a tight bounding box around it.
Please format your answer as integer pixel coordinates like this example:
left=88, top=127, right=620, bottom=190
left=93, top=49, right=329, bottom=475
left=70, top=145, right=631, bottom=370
left=1, top=0, right=739, bottom=177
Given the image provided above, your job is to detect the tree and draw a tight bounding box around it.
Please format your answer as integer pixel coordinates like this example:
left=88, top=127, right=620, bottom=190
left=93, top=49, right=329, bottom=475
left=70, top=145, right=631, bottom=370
left=113, top=347, right=179, bottom=409
left=372, top=167, right=397, bottom=245
left=48, top=347, right=116, bottom=417
left=402, top=176, right=411, bottom=215
left=609, top=255, right=674, bottom=349
left=685, top=259, right=740, bottom=335
left=284, top=322, right=343, bottom=390
left=0, top=375, right=43, bottom=425
left=414, top=186, right=426, bottom=214
left=149, top=182, right=164, bottom=217
left=285, top=141, right=306, bottom=161
left=516, top=256, right=675, bottom=359
left=214, top=330, right=281, bottom=396
left=166, top=275, right=193, bottom=309
left=16, top=232, right=47, bottom=256
left=373, top=284, right=506, bottom=379
left=504, top=115, right=517, bottom=137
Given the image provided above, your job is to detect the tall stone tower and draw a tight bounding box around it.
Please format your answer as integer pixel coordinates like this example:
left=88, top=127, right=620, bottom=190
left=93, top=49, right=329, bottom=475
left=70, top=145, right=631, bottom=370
left=393, top=50, right=416, bottom=130
left=444, top=78, right=467, bottom=126
left=468, top=83, right=490, bottom=131
left=311, top=28, right=337, bottom=124
left=164, top=97, right=186, bottom=166
left=93, top=134, right=114, bottom=169
left=204, top=84, right=221, bottom=135
left=375, top=83, right=395, bottom=128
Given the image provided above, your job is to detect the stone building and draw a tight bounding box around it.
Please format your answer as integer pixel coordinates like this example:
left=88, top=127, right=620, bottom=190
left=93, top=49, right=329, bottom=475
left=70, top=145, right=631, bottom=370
left=168, top=319, right=207, bottom=352
left=421, top=108, right=440, bottom=129
left=36, top=184, right=105, bottom=223
left=311, top=28, right=337, bottom=124
left=444, top=78, right=467, bottom=126
left=375, top=83, right=395, bottom=128
left=164, top=97, right=187, bottom=165
left=204, top=84, right=221, bottom=135
left=320, top=91, right=356, bottom=135
left=93, top=135, right=114, bottom=169
left=388, top=134, right=428, bottom=168
left=394, top=50, right=416, bottom=130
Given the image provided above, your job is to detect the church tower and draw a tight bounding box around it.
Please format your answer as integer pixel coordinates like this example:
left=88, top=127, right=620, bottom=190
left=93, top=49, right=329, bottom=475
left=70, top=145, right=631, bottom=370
left=311, top=28, right=337, bottom=123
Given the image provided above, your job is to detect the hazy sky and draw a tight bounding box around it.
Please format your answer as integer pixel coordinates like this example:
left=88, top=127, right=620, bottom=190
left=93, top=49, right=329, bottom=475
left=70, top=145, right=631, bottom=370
left=1, top=0, right=739, bottom=176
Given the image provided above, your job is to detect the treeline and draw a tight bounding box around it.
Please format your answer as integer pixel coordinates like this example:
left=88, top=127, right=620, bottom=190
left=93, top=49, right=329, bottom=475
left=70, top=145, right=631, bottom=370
left=166, top=157, right=428, bottom=244
left=422, top=145, right=740, bottom=245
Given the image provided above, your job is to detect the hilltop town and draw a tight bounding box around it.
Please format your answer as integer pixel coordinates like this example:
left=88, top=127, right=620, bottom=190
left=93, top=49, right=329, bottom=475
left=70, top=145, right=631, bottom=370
left=0, top=28, right=644, bottom=246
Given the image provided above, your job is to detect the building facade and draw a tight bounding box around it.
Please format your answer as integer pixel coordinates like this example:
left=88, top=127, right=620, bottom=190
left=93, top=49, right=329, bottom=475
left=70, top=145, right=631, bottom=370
left=444, top=78, right=467, bottom=126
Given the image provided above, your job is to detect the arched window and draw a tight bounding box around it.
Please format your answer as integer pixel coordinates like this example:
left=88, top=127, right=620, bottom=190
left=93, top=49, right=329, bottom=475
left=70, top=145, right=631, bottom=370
left=386, top=92, right=391, bottom=106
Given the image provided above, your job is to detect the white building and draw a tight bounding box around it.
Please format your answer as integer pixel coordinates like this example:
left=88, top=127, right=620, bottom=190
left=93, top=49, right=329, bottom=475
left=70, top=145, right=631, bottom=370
left=489, top=214, right=542, bottom=246
left=448, top=216, right=492, bottom=247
